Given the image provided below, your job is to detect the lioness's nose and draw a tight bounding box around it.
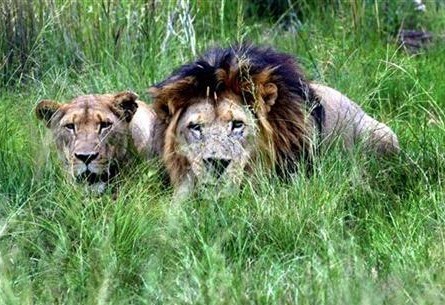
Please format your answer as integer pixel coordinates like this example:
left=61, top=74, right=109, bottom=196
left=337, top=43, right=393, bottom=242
left=75, top=152, right=99, bottom=165
left=203, top=158, right=231, bottom=178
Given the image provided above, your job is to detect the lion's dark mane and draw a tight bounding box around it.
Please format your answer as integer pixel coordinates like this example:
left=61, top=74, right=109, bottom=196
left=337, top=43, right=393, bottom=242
left=154, top=44, right=321, bottom=109
left=151, top=44, right=324, bottom=176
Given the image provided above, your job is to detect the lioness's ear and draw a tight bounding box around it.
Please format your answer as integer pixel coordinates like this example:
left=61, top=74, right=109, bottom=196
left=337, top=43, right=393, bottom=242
left=113, top=91, right=139, bottom=122
left=35, top=100, right=62, bottom=127
left=261, top=83, right=278, bottom=111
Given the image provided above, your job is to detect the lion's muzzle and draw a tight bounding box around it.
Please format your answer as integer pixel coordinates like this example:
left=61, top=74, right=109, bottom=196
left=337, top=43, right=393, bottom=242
left=203, top=158, right=231, bottom=179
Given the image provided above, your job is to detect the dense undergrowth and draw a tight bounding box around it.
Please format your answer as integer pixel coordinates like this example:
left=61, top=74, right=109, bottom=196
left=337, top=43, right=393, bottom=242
left=1, top=1, right=444, bottom=304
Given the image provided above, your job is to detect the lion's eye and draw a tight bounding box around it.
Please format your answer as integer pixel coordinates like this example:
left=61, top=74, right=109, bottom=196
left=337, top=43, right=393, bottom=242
left=100, top=121, right=113, bottom=131
left=231, top=120, right=245, bottom=131
left=187, top=122, right=202, bottom=138
left=188, top=123, right=202, bottom=132
left=64, top=123, right=75, bottom=131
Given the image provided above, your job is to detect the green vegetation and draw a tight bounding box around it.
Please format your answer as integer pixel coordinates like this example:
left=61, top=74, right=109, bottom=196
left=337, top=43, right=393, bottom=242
left=1, top=0, right=444, bottom=304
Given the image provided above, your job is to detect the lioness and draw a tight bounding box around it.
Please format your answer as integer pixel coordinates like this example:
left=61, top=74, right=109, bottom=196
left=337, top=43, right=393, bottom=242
left=36, top=92, right=156, bottom=192
left=148, top=44, right=400, bottom=197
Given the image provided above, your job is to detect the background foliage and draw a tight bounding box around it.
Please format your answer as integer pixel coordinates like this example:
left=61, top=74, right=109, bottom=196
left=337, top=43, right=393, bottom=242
left=1, top=0, right=444, bottom=304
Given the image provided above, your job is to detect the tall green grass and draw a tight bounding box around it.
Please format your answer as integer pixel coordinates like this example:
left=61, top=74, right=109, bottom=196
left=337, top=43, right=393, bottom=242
left=1, top=0, right=444, bottom=304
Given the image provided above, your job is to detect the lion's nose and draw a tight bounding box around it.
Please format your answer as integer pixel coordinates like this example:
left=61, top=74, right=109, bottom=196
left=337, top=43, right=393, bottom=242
left=203, top=158, right=231, bottom=178
left=75, top=152, right=99, bottom=165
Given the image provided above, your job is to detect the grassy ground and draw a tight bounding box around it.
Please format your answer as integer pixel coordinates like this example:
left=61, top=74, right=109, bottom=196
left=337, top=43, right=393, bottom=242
left=1, top=1, right=444, bottom=304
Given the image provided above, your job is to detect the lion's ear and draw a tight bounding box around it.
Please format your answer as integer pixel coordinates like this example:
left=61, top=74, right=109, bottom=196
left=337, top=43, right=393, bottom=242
left=36, top=100, right=62, bottom=127
left=113, top=91, right=139, bottom=122
left=261, top=83, right=278, bottom=111
left=148, top=77, right=196, bottom=122
left=148, top=86, right=171, bottom=122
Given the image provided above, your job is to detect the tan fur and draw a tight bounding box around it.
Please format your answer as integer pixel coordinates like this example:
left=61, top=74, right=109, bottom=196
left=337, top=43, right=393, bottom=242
left=311, top=84, right=400, bottom=154
left=129, top=100, right=158, bottom=157
left=36, top=92, right=155, bottom=192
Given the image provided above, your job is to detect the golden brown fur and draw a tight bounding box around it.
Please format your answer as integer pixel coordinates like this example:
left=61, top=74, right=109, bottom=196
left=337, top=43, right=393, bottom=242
left=36, top=92, right=156, bottom=192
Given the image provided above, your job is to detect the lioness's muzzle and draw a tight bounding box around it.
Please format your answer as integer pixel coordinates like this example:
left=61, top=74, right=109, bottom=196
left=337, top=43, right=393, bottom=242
left=75, top=152, right=99, bottom=165
left=75, top=164, right=118, bottom=185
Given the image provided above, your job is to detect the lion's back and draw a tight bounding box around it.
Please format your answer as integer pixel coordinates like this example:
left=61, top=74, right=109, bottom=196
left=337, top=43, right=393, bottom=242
left=311, top=83, right=400, bottom=154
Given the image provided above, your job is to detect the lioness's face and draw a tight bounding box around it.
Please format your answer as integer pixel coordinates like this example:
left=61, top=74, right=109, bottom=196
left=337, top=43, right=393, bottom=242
left=174, top=93, right=257, bottom=188
left=36, top=93, right=138, bottom=189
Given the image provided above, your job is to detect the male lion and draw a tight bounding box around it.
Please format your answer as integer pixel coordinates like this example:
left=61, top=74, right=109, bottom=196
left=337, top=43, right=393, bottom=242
left=149, top=44, right=400, bottom=197
left=36, top=92, right=157, bottom=192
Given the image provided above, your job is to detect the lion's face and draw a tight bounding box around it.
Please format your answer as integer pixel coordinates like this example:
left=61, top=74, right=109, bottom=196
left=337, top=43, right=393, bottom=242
left=170, top=93, right=257, bottom=189
left=36, top=92, right=138, bottom=190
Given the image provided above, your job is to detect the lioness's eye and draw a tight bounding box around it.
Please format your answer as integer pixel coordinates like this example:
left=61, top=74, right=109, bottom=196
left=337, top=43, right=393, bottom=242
left=64, top=123, right=75, bottom=131
left=100, top=121, right=113, bottom=130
